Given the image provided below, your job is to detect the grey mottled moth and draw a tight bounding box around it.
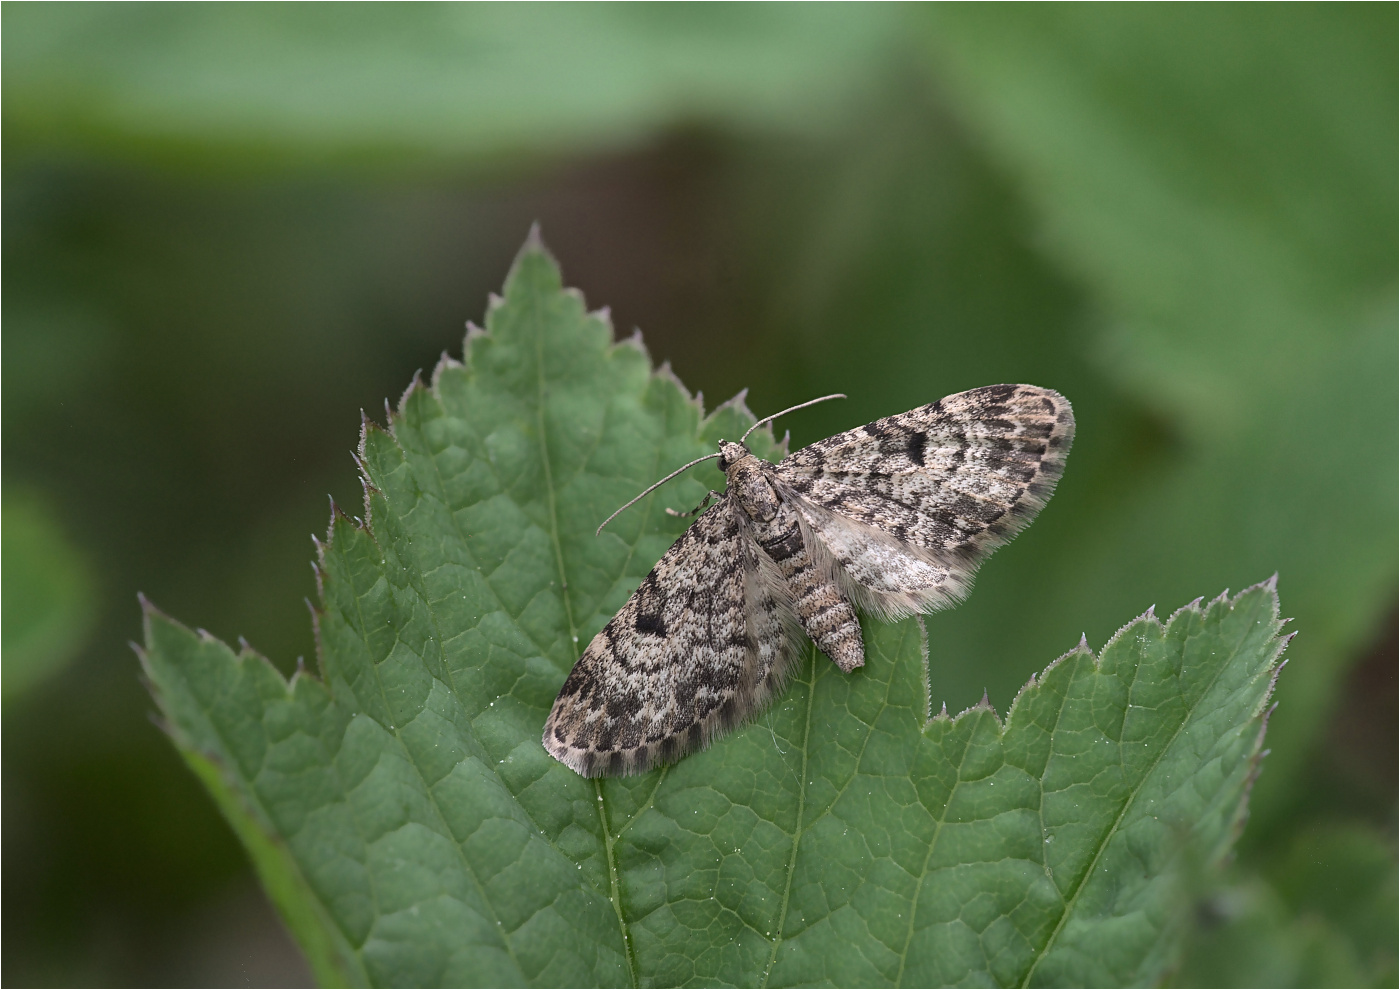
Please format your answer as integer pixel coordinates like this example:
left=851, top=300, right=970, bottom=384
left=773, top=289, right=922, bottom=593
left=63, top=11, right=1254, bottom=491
left=544, top=384, right=1074, bottom=777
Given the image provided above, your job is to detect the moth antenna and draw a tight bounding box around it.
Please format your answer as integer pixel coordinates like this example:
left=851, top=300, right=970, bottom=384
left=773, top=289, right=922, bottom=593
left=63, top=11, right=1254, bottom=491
left=596, top=453, right=723, bottom=536
left=740, top=393, right=847, bottom=444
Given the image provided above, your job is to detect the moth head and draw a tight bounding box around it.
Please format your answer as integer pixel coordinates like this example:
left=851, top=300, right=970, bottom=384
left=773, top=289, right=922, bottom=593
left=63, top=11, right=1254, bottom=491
left=717, top=440, right=749, bottom=471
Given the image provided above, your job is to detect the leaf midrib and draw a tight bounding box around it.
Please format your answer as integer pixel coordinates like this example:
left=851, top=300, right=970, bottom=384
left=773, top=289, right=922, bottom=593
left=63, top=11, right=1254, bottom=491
left=530, top=302, right=638, bottom=987
left=760, top=655, right=816, bottom=988
left=763, top=620, right=917, bottom=985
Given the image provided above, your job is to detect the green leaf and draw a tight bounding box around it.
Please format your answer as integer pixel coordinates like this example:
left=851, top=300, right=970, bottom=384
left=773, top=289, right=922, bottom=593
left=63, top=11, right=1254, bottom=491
left=3, top=5, right=902, bottom=170
left=140, top=238, right=1288, bottom=986
left=2, top=486, right=97, bottom=701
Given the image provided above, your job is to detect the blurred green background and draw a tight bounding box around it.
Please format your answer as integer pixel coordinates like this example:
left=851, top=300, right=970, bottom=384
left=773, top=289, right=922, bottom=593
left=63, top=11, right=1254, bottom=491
left=3, top=4, right=1395, bottom=986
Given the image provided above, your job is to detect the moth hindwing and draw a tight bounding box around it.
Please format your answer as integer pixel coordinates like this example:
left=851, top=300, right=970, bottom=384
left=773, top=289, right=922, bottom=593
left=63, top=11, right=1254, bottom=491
left=543, top=383, right=1074, bottom=777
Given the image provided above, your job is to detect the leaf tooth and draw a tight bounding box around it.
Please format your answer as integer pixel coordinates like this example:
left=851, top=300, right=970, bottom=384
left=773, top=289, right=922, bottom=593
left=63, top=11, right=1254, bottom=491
left=653, top=359, right=701, bottom=410
left=1101, top=610, right=1156, bottom=655
left=394, top=368, right=426, bottom=418
left=709, top=386, right=751, bottom=421
left=1006, top=635, right=1094, bottom=725
left=1165, top=597, right=1207, bottom=625
left=594, top=306, right=620, bottom=338
left=357, top=410, right=375, bottom=451
left=951, top=693, right=1003, bottom=725
left=326, top=496, right=357, bottom=531
left=431, top=350, right=464, bottom=390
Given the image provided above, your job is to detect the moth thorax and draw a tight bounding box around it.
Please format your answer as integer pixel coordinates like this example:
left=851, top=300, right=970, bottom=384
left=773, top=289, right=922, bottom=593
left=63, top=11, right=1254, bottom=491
left=723, top=447, right=781, bottom=522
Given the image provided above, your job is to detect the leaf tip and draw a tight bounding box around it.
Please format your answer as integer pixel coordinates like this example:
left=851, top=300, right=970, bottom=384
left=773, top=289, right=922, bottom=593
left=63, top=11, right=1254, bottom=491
left=505, top=224, right=562, bottom=290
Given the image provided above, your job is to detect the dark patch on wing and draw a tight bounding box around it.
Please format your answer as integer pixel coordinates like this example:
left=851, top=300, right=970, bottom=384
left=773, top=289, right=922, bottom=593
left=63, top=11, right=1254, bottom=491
left=633, top=571, right=667, bottom=638
left=970, top=383, right=1019, bottom=403
left=906, top=431, right=927, bottom=467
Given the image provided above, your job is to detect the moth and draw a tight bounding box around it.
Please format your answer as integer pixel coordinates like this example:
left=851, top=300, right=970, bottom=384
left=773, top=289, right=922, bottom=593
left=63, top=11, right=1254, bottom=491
left=543, top=384, right=1074, bottom=777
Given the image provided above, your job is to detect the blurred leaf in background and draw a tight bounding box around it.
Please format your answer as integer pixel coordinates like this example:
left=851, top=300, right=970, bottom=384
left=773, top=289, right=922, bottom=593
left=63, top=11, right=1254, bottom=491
left=2, top=3, right=1393, bottom=987
left=1, top=3, right=901, bottom=168
left=2, top=489, right=98, bottom=702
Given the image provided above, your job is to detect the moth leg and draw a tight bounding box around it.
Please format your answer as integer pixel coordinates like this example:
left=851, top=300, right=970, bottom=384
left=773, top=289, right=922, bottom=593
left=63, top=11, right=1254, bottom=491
left=755, top=504, right=864, bottom=672
left=667, top=489, right=722, bottom=518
